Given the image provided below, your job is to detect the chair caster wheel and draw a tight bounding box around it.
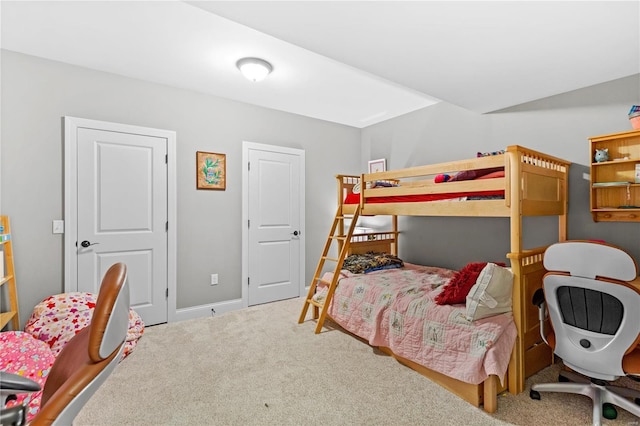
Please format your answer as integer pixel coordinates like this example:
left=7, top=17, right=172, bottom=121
left=603, top=403, right=617, bottom=420
left=635, top=397, right=640, bottom=406
left=530, top=390, right=541, bottom=400
left=558, top=374, right=570, bottom=382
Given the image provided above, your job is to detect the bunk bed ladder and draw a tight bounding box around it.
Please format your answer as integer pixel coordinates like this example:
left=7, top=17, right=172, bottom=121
left=298, top=205, right=361, bottom=334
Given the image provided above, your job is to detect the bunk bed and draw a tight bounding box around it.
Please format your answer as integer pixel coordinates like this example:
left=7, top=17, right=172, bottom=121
left=298, top=145, right=570, bottom=413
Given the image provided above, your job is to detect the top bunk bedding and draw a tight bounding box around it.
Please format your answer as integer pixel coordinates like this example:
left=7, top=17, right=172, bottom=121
left=339, top=145, right=570, bottom=217
left=344, top=190, right=505, bottom=204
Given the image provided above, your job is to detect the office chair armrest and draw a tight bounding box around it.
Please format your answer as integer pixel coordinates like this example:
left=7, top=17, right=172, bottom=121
left=0, top=371, right=41, bottom=394
left=532, top=288, right=550, bottom=346
left=0, top=372, right=40, bottom=426
left=0, top=404, right=28, bottom=426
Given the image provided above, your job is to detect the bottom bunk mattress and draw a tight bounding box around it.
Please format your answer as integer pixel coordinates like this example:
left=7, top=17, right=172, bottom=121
left=314, top=263, right=517, bottom=385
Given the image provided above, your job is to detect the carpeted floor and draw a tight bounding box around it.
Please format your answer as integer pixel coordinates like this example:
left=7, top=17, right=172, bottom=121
left=75, top=297, right=640, bottom=425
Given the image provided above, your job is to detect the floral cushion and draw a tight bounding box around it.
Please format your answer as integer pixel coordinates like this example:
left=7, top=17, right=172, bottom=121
left=0, top=331, right=55, bottom=422
left=24, top=292, right=144, bottom=359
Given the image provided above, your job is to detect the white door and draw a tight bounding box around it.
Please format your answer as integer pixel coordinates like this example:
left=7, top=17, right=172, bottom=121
left=65, top=117, right=176, bottom=326
left=244, top=143, right=305, bottom=306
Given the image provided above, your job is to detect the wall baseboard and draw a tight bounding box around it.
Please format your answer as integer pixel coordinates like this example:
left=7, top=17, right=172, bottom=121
left=174, top=298, right=243, bottom=322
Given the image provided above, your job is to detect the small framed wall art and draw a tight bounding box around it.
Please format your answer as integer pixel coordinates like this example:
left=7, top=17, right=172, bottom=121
left=368, top=158, right=386, bottom=174
left=196, top=151, right=226, bottom=190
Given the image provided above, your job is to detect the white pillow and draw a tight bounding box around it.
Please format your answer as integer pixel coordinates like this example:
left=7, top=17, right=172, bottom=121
left=465, top=263, right=513, bottom=321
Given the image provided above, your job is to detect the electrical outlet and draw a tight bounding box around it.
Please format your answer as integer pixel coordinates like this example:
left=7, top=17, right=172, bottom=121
left=210, top=274, right=218, bottom=285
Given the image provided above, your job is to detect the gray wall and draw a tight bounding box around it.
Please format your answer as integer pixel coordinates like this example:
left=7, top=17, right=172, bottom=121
left=1, top=50, right=361, bottom=325
left=2, top=48, right=638, bottom=326
left=362, top=74, right=640, bottom=270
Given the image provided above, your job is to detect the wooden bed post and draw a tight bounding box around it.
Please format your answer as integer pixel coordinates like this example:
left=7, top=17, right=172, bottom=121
left=336, top=175, right=346, bottom=250
left=559, top=169, right=568, bottom=242
left=392, top=215, right=398, bottom=256
left=507, top=147, right=526, bottom=395
left=506, top=147, right=571, bottom=395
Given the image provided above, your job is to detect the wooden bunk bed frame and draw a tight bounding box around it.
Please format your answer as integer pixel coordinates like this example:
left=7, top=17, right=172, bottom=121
left=299, top=145, right=570, bottom=413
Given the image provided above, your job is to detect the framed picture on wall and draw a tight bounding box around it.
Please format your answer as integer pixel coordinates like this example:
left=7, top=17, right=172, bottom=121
left=196, top=151, right=226, bottom=190
left=368, top=158, right=386, bottom=174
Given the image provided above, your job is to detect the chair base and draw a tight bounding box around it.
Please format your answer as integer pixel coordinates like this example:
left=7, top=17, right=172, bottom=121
left=531, top=370, right=640, bottom=426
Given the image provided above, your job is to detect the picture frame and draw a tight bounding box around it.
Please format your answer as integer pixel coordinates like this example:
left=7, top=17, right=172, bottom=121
left=368, top=158, right=386, bottom=174
left=196, top=151, right=226, bottom=190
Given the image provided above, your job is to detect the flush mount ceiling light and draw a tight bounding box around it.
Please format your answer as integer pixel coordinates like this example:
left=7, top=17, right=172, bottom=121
left=236, top=57, right=273, bottom=82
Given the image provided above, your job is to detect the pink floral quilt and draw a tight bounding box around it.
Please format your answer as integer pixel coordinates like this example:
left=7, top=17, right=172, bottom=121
left=314, top=264, right=517, bottom=385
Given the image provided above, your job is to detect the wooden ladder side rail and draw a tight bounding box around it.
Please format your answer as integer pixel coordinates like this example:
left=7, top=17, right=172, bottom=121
left=298, top=206, right=361, bottom=333
left=314, top=205, right=360, bottom=333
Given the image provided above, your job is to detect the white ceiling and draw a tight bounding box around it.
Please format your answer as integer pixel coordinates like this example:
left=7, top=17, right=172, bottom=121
left=2, top=1, right=639, bottom=128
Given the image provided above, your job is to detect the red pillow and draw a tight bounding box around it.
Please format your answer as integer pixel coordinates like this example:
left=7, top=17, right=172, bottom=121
left=435, top=262, right=487, bottom=305
left=435, top=261, right=506, bottom=305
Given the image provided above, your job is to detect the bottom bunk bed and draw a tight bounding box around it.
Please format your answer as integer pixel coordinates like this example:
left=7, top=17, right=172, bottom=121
left=314, top=247, right=519, bottom=412
left=304, top=235, right=551, bottom=413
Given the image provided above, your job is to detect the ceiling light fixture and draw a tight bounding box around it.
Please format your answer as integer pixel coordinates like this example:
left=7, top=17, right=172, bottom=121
left=236, top=57, right=273, bottom=82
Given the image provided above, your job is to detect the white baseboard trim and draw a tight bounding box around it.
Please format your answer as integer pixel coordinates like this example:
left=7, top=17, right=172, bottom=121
left=173, top=298, right=244, bottom=322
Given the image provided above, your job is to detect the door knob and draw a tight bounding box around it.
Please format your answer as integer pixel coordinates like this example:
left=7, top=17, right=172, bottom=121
left=291, top=230, right=299, bottom=236
left=80, top=240, right=99, bottom=248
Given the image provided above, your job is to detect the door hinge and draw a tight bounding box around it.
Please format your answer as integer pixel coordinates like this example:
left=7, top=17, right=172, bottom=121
left=166, top=221, right=168, bottom=232
left=248, top=161, right=250, bottom=171
left=248, top=219, right=250, bottom=229
left=165, top=154, right=168, bottom=164
left=166, top=288, right=169, bottom=298
left=248, top=277, right=250, bottom=286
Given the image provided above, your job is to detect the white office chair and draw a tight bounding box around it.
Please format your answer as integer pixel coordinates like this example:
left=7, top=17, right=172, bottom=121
left=530, top=241, right=640, bottom=426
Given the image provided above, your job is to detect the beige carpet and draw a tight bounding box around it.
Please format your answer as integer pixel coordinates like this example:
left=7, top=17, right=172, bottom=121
left=75, top=297, right=640, bottom=425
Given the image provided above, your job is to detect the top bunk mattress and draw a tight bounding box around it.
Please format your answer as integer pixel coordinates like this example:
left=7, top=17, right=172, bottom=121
left=344, top=189, right=504, bottom=204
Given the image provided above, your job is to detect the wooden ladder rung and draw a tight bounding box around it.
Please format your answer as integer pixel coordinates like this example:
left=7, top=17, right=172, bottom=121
left=308, top=299, right=324, bottom=309
left=322, top=256, right=339, bottom=262
left=330, top=235, right=347, bottom=241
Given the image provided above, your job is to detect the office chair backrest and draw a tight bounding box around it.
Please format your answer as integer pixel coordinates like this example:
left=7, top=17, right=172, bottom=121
left=31, top=263, right=129, bottom=426
left=544, top=241, right=637, bottom=282
left=543, top=241, right=640, bottom=381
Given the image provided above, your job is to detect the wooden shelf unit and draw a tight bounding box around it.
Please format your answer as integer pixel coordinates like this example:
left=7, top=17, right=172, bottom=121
left=0, top=216, right=20, bottom=330
left=589, top=130, right=640, bottom=222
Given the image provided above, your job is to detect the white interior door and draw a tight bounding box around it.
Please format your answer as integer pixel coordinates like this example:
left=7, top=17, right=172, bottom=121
left=65, top=117, right=174, bottom=326
left=245, top=143, right=305, bottom=306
